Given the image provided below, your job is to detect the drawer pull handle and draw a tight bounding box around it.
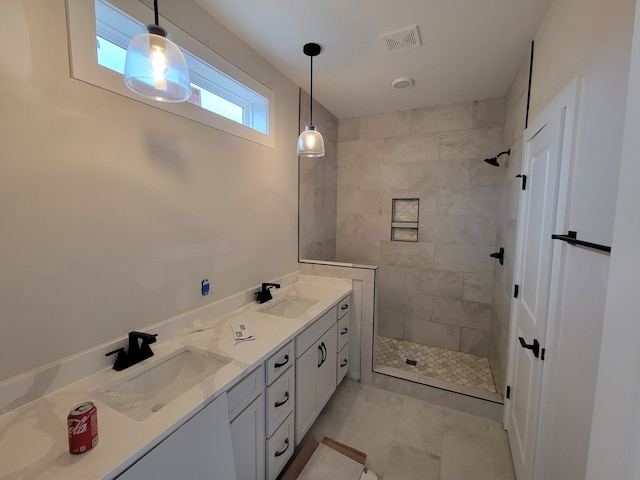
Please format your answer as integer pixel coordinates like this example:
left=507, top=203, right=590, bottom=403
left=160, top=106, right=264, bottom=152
left=340, top=359, right=348, bottom=367
left=318, top=343, right=327, bottom=368
left=274, top=354, right=289, bottom=369
left=274, top=438, right=289, bottom=458
left=341, top=304, right=349, bottom=310
left=340, top=328, right=348, bottom=335
left=274, top=391, right=290, bottom=408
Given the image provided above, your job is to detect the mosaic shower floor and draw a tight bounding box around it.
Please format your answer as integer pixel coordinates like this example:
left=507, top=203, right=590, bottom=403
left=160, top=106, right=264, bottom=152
left=376, top=336, right=497, bottom=394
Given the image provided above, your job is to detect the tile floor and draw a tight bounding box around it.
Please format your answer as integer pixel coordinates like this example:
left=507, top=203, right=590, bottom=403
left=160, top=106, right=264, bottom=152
left=309, top=379, right=515, bottom=480
left=376, top=336, right=497, bottom=393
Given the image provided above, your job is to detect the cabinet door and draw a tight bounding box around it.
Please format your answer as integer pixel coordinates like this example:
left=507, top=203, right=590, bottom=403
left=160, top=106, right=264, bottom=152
left=295, top=342, right=318, bottom=444
left=116, top=393, right=237, bottom=480
left=230, top=395, right=265, bottom=480
left=316, top=325, right=337, bottom=410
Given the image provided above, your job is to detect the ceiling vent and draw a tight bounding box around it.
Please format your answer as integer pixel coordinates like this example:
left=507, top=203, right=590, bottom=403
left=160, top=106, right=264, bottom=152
left=381, top=26, right=421, bottom=53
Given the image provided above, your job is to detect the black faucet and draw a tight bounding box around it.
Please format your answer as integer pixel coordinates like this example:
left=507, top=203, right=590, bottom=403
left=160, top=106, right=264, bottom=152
left=256, top=282, right=280, bottom=304
left=105, top=331, right=158, bottom=371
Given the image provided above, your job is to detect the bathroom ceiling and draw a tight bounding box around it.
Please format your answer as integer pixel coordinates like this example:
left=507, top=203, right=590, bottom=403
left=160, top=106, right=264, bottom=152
left=195, top=0, right=553, bottom=119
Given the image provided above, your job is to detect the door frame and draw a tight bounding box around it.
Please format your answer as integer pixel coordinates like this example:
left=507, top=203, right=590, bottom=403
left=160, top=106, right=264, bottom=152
left=504, top=77, right=581, bottom=479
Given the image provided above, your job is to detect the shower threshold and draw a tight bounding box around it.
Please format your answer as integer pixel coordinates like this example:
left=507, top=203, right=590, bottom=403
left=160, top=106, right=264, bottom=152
left=375, top=336, right=503, bottom=403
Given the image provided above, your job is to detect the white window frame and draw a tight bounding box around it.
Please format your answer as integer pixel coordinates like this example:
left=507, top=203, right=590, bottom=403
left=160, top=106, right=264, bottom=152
left=66, top=0, right=275, bottom=148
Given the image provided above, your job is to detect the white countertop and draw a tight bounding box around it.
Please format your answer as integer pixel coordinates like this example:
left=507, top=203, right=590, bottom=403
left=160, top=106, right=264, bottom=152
left=0, top=275, right=352, bottom=480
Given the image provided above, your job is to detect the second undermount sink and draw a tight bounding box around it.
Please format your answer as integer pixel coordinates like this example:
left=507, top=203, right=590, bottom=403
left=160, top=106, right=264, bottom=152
left=258, top=296, right=319, bottom=319
left=95, top=346, right=231, bottom=421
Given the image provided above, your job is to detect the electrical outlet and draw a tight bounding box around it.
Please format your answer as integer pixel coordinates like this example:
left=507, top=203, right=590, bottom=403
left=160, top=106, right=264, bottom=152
left=201, top=279, right=210, bottom=296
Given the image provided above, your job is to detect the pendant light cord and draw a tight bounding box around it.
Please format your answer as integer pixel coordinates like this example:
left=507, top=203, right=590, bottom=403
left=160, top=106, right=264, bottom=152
left=309, top=54, right=313, bottom=125
left=154, top=0, right=159, bottom=26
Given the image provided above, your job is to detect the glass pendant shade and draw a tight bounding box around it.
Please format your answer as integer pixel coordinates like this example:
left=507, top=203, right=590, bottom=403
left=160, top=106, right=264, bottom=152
left=124, top=26, right=191, bottom=103
left=297, top=125, right=325, bottom=157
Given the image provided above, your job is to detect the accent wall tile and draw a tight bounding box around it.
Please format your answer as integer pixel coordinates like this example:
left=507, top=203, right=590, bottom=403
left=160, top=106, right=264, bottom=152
left=380, top=240, right=435, bottom=268
left=437, top=186, right=500, bottom=217
left=405, top=268, right=464, bottom=299
left=359, top=164, right=411, bottom=190
left=366, top=110, right=412, bottom=139
left=409, top=160, right=469, bottom=190
left=383, top=133, right=439, bottom=163
left=432, top=297, right=492, bottom=330
left=463, top=273, right=494, bottom=304
left=434, top=244, right=496, bottom=273
left=439, top=127, right=504, bottom=160
left=338, top=116, right=361, bottom=142
left=473, top=97, right=506, bottom=129
left=460, top=328, right=490, bottom=357
left=405, top=319, right=461, bottom=350
left=411, top=102, right=473, bottom=134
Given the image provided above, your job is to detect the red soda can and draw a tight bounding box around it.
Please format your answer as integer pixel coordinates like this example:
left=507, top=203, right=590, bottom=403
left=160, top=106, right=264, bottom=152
left=67, top=401, right=98, bottom=454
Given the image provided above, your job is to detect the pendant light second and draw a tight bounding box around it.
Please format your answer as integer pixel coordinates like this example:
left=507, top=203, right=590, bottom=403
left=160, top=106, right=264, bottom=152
left=297, top=43, right=325, bottom=158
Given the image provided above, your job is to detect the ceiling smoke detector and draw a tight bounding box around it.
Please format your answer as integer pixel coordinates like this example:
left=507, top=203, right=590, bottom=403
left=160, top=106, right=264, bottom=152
left=381, top=26, right=421, bottom=53
left=391, top=77, right=415, bottom=90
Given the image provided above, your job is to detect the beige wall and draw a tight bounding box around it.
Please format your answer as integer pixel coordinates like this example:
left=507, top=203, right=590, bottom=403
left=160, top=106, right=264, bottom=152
left=0, top=0, right=300, bottom=381
left=336, top=100, right=505, bottom=356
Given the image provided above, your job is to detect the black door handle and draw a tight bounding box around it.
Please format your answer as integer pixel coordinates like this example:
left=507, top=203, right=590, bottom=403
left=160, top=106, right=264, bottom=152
left=274, top=354, right=289, bottom=369
left=274, top=391, right=289, bottom=408
left=519, top=337, right=540, bottom=358
left=274, top=438, right=289, bottom=457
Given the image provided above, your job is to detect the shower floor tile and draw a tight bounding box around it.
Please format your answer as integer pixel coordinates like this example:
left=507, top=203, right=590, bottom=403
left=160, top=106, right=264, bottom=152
left=376, top=336, right=497, bottom=393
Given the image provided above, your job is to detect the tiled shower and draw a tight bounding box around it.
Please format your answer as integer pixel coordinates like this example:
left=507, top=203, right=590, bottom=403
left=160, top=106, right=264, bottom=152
left=299, top=89, right=511, bottom=400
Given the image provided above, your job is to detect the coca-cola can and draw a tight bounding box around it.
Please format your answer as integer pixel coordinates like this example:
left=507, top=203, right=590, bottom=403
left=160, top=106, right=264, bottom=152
left=68, top=401, right=98, bottom=454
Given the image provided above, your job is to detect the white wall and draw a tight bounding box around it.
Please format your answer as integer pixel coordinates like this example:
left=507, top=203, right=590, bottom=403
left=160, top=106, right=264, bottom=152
left=523, top=0, right=635, bottom=478
left=0, top=0, right=300, bottom=381
left=586, top=0, right=640, bottom=477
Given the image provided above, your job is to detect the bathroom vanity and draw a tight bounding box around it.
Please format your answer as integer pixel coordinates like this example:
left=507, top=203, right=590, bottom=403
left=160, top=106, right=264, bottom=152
left=0, top=274, right=353, bottom=480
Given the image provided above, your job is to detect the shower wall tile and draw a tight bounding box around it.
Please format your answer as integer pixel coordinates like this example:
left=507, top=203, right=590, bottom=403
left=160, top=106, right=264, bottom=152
left=402, top=294, right=434, bottom=322
left=473, top=98, right=506, bottom=129
left=339, top=116, right=361, bottom=142
left=378, top=265, right=407, bottom=298
left=432, top=297, right=492, bottom=331
left=434, top=244, right=496, bottom=273
left=405, top=320, right=461, bottom=350
left=338, top=190, right=384, bottom=215
left=378, top=302, right=404, bottom=339
left=359, top=164, right=411, bottom=190
left=405, top=268, right=464, bottom=299
left=380, top=241, right=435, bottom=268
left=383, top=190, right=438, bottom=217
left=383, top=134, right=440, bottom=163
left=336, top=214, right=357, bottom=239
left=336, top=237, right=380, bottom=265
left=337, top=162, right=359, bottom=190
left=367, top=110, right=412, bottom=139
left=409, top=160, right=470, bottom=190
left=419, top=215, right=497, bottom=246
left=338, top=139, right=384, bottom=165
left=437, top=186, right=500, bottom=217
left=460, top=328, right=490, bottom=356
left=463, top=273, right=494, bottom=304
left=468, top=160, right=504, bottom=186
left=411, top=102, right=473, bottom=134
left=440, top=127, right=504, bottom=160
left=355, top=214, right=389, bottom=240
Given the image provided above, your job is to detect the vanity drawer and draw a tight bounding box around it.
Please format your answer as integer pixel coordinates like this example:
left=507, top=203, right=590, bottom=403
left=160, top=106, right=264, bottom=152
left=266, top=340, right=293, bottom=385
left=337, top=294, right=351, bottom=319
left=266, top=412, right=295, bottom=480
left=296, top=306, right=337, bottom=357
left=337, top=314, right=349, bottom=352
left=227, top=364, right=265, bottom=421
left=337, top=343, right=349, bottom=384
left=266, top=365, right=295, bottom=437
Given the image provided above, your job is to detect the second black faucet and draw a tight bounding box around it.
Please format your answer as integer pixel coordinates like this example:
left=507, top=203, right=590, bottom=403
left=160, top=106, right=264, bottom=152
left=256, top=283, right=280, bottom=304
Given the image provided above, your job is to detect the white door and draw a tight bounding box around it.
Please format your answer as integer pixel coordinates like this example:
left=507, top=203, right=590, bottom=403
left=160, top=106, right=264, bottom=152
left=508, top=113, right=563, bottom=480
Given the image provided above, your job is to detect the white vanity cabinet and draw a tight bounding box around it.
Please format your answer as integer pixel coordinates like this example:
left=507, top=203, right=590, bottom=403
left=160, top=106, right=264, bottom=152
left=115, top=393, right=237, bottom=480
left=228, top=366, right=266, bottom=480
left=295, top=307, right=338, bottom=444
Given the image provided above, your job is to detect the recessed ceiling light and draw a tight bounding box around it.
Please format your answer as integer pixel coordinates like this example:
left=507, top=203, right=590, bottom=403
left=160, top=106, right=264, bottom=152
left=391, top=77, right=415, bottom=90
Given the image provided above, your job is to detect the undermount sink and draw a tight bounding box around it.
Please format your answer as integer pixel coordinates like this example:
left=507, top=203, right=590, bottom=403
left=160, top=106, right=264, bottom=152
left=258, top=296, right=319, bottom=319
left=95, top=346, right=231, bottom=421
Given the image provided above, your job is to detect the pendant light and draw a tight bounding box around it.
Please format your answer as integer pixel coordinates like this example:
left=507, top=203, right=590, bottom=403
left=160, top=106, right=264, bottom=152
left=297, top=43, right=325, bottom=157
left=124, top=0, right=191, bottom=103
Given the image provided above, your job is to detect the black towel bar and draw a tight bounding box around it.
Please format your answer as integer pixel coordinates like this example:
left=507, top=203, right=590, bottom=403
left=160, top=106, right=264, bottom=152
left=551, top=230, right=611, bottom=253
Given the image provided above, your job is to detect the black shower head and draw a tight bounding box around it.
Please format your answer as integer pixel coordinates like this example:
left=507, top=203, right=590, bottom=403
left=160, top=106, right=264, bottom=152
left=483, top=149, right=511, bottom=167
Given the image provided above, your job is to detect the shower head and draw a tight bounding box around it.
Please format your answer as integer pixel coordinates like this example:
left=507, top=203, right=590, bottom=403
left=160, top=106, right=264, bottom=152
left=484, top=149, right=511, bottom=167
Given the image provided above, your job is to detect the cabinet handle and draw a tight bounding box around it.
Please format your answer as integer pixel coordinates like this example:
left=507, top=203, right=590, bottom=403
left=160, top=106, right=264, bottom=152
left=274, top=438, right=289, bottom=457
left=318, top=344, right=324, bottom=367
left=340, top=359, right=348, bottom=367
left=274, top=354, right=289, bottom=369
left=322, top=343, right=327, bottom=363
left=341, top=304, right=349, bottom=310
left=274, top=391, right=290, bottom=408
left=340, top=328, right=348, bottom=335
